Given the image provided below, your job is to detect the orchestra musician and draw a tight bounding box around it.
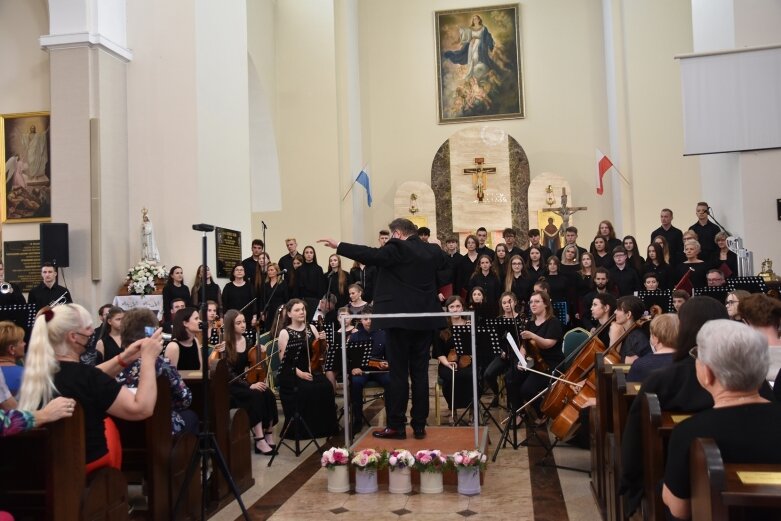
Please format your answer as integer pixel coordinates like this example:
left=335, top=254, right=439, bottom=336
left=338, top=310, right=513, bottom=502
left=347, top=307, right=390, bottom=434
left=166, top=307, right=203, bottom=370
left=276, top=299, right=338, bottom=439
left=209, top=309, right=278, bottom=455
left=433, top=296, right=476, bottom=414
left=482, top=292, right=523, bottom=408
left=608, top=296, right=650, bottom=365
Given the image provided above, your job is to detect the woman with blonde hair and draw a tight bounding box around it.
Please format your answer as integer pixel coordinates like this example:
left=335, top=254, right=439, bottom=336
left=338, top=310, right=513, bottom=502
left=19, top=304, right=162, bottom=473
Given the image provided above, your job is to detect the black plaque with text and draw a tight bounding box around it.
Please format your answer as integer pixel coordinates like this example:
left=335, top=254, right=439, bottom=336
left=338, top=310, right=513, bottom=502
left=3, top=240, right=41, bottom=292
left=215, top=227, right=242, bottom=279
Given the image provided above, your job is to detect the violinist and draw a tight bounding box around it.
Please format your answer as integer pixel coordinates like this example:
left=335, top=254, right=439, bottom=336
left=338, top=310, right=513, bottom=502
left=506, top=291, right=564, bottom=415
left=209, top=309, right=278, bottom=455
left=205, top=300, right=222, bottom=347
left=347, top=307, right=390, bottom=434
left=483, top=292, right=522, bottom=407
left=277, top=299, right=338, bottom=439
left=433, top=296, right=476, bottom=414
left=324, top=307, right=356, bottom=390
left=608, top=296, right=650, bottom=365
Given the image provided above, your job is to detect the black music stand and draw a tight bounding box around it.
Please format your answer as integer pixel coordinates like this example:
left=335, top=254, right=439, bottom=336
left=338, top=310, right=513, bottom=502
left=692, top=286, right=730, bottom=303
left=727, top=276, right=768, bottom=294
left=491, top=386, right=550, bottom=462
left=637, top=290, right=673, bottom=313
left=346, top=340, right=386, bottom=432
left=0, top=304, right=37, bottom=343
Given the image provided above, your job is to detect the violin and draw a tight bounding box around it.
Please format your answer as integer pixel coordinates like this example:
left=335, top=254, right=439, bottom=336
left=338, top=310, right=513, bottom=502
left=230, top=305, right=284, bottom=385
left=548, top=315, right=652, bottom=440
left=517, top=313, right=550, bottom=372
left=207, top=318, right=225, bottom=364
left=309, top=316, right=327, bottom=374
left=367, top=358, right=389, bottom=371
left=447, top=348, right=472, bottom=370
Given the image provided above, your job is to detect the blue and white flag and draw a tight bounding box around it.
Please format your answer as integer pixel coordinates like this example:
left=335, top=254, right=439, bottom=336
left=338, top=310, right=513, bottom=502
left=355, top=170, right=372, bottom=207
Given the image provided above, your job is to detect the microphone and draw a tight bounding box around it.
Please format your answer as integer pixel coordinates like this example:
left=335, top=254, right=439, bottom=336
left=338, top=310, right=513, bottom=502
left=281, top=269, right=288, bottom=274
left=706, top=207, right=713, bottom=215
left=261, top=220, right=268, bottom=229
left=192, top=223, right=215, bottom=232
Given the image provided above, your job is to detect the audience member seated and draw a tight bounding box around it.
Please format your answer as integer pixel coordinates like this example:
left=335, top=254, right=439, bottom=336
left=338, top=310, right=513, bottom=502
left=662, top=320, right=781, bottom=520
left=0, top=369, right=76, bottom=437
left=117, top=308, right=198, bottom=435
left=0, top=321, right=26, bottom=396
left=626, top=313, right=679, bottom=382
left=18, top=304, right=162, bottom=473
left=737, top=293, right=781, bottom=382
left=724, top=289, right=750, bottom=321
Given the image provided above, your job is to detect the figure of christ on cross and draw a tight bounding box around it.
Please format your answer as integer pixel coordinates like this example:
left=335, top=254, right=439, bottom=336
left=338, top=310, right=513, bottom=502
left=463, top=157, right=496, bottom=202
left=550, top=188, right=587, bottom=237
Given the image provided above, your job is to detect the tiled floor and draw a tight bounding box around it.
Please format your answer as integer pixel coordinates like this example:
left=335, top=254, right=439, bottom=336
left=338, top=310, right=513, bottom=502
left=209, top=362, right=602, bottom=521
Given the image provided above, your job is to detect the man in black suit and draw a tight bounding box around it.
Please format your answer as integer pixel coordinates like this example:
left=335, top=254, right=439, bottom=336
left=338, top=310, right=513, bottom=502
left=650, top=208, right=684, bottom=266
left=320, top=218, right=446, bottom=440
left=27, top=263, right=72, bottom=311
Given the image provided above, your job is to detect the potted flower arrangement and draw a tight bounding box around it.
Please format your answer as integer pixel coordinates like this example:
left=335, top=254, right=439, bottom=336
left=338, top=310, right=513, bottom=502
left=384, top=449, right=415, bottom=494
left=321, top=447, right=351, bottom=493
left=351, top=448, right=381, bottom=493
left=451, top=450, right=487, bottom=495
left=413, top=449, right=448, bottom=494
left=126, top=261, right=167, bottom=295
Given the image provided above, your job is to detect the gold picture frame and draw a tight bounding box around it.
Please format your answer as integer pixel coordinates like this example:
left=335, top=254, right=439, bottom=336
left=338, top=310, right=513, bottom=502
left=435, top=3, right=525, bottom=123
left=1, top=111, right=52, bottom=223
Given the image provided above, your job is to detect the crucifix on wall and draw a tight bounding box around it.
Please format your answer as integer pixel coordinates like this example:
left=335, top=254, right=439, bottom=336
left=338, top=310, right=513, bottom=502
left=550, top=187, right=587, bottom=235
left=463, top=157, right=496, bottom=202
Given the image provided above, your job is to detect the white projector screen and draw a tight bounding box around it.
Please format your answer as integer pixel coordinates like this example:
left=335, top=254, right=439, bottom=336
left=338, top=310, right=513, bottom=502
left=677, top=45, right=781, bottom=156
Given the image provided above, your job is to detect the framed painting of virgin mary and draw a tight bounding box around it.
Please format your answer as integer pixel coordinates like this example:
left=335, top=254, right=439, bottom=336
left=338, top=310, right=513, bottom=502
left=435, top=4, right=525, bottom=123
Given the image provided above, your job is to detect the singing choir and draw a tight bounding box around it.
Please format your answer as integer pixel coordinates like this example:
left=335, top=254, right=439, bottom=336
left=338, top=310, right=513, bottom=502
left=2, top=201, right=781, bottom=521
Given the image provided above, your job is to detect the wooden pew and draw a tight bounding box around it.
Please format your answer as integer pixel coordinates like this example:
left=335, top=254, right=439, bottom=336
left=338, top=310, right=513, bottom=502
left=114, top=375, right=200, bottom=520
left=603, top=370, right=640, bottom=521
left=182, top=360, right=254, bottom=513
left=0, top=405, right=129, bottom=520
left=690, top=437, right=781, bottom=521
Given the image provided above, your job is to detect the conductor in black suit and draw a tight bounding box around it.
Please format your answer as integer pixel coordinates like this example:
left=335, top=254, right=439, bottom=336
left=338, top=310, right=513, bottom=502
left=320, top=218, right=446, bottom=440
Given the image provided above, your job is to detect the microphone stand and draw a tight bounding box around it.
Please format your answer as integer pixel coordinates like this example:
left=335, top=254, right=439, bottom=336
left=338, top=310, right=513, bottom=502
left=260, top=220, right=268, bottom=258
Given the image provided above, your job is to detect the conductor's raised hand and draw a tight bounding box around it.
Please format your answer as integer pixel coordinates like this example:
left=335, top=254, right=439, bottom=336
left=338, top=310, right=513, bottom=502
left=318, top=238, right=339, bottom=249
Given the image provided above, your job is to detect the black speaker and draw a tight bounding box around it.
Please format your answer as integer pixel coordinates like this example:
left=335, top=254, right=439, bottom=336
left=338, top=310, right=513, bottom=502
left=40, top=223, right=70, bottom=267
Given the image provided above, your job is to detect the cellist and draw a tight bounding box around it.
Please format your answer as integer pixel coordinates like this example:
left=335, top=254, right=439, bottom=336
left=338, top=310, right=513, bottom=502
left=209, top=309, right=278, bottom=455
left=506, top=291, right=564, bottom=417
left=608, top=296, right=650, bottom=365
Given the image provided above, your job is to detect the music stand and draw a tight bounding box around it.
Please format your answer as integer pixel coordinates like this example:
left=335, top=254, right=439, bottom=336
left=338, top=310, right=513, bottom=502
left=346, top=340, right=384, bottom=431
left=637, top=290, right=673, bottom=313
left=0, top=303, right=37, bottom=343
left=692, top=286, right=730, bottom=303
left=491, top=386, right=550, bottom=462
left=727, top=276, right=768, bottom=294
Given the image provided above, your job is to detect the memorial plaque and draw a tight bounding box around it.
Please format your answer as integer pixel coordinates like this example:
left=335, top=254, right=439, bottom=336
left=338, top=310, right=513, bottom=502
left=3, top=240, right=41, bottom=291
left=214, top=227, right=242, bottom=279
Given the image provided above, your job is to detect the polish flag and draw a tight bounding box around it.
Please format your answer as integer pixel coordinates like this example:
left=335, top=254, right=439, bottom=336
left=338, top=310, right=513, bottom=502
left=595, top=149, right=615, bottom=196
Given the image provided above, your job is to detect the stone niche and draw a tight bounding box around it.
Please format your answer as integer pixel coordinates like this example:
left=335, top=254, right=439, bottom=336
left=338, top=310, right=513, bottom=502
left=431, top=126, right=530, bottom=249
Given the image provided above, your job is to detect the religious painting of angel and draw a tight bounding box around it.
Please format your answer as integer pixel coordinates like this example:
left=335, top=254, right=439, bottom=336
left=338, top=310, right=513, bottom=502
left=1, top=112, right=52, bottom=223
left=435, top=4, right=524, bottom=123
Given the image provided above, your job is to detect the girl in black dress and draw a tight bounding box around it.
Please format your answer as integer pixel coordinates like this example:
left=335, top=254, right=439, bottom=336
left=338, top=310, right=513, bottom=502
left=711, top=231, right=738, bottom=278
left=297, top=246, right=325, bottom=319
left=167, top=307, right=203, bottom=370
left=222, top=263, right=256, bottom=328
left=622, top=236, right=645, bottom=273
left=191, top=265, right=222, bottom=312
left=349, top=260, right=377, bottom=303
left=287, top=254, right=304, bottom=298
left=163, top=266, right=192, bottom=324
left=676, top=240, right=708, bottom=289
left=206, top=300, right=222, bottom=347
left=577, top=252, right=596, bottom=303
left=95, top=306, right=123, bottom=361
left=209, top=310, right=278, bottom=455
left=492, top=243, right=509, bottom=281
left=323, top=254, right=349, bottom=322
left=542, top=256, right=570, bottom=305
left=652, top=235, right=672, bottom=266
left=590, top=220, right=622, bottom=254
left=643, top=243, right=670, bottom=289
left=456, top=234, right=480, bottom=298
left=260, top=263, right=289, bottom=330
left=433, top=296, right=476, bottom=413
left=505, top=254, right=531, bottom=307
left=526, top=246, right=545, bottom=285
left=277, top=299, right=338, bottom=439
left=468, top=254, right=501, bottom=315
left=591, top=237, right=614, bottom=269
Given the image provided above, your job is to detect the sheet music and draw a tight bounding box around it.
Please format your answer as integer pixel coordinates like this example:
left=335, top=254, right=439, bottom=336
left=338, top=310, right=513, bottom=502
left=506, top=332, right=527, bottom=368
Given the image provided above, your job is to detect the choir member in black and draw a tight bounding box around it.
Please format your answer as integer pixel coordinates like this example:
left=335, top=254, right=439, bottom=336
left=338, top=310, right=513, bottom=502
left=205, top=300, right=222, bottom=346
left=162, top=266, right=192, bottom=324
left=626, top=313, right=678, bottom=382
left=434, top=296, right=477, bottom=413
left=526, top=246, right=545, bottom=285
left=467, top=255, right=501, bottom=315
left=347, top=309, right=390, bottom=434
left=610, top=246, right=641, bottom=296
left=622, top=236, right=645, bottom=273
left=492, top=243, right=509, bottom=281
left=167, top=307, right=203, bottom=370
left=711, top=231, right=737, bottom=278
left=27, top=263, right=72, bottom=311
left=323, top=254, right=349, bottom=323
left=506, top=291, right=564, bottom=414
left=475, top=227, right=494, bottom=259
left=191, top=265, right=222, bottom=312
left=456, top=234, right=479, bottom=298
left=209, top=310, right=278, bottom=454
left=688, top=201, right=721, bottom=259
left=251, top=252, right=271, bottom=304
left=95, top=306, right=124, bottom=361
left=661, top=319, right=781, bottom=521
left=650, top=208, right=684, bottom=266
left=483, top=292, right=522, bottom=407
left=559, top=244, right=580, bottom=276
left=297, top=246, right=324, bottom=320
left=574, top=253, right=596, bottom=324
left=643, top=242, right=670, bottom=289
left=505, top=255, right=531, bottom=307
left=163, top=298, right=186, bottom=334
left=502, top=228, right=525, bottom=259
left=652, top=235, right=672, bottom=266
left=671, top=289, right=689, bottom=313
left=590, top=236, right=614, bottom=269
left=441, top=237, right=463, bottom=297
left=222, top=263, right=256, bottom=328
left=287, top=254, right=304, bottom=297
left=349, top=260, right=377, bottom=303
left=589, top=220, right=622, bottom=254
left=278, top=237, right=299, bottom=274
left=526, top=229, right=552, bottom=262
left=675, top=240, right=708, bottom=289
left=259, top=263, right=288, bottom=330
left=642, top=272, right=661, bottom=292
left=467, top=286, right=490, bottom=325
left=541, top=256, right=572, bottom=315
left=608, top=296, right=650, bottom=364
left=241, top=239, right=265, bottom=283
left=276, top=299, right=338, bottom=439
left=589, top=293, right=616, bottom=348
left=0, top=261, right=25, bottom=305
left=347, top=284, right=369, bottom=314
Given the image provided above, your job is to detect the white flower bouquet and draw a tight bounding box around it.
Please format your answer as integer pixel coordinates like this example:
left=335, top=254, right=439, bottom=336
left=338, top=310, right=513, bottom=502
left=126, top=261, right=167, bottom=295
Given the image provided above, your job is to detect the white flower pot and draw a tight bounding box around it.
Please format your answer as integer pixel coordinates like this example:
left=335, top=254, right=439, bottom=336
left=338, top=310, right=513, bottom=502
left=388, top=467, right=412, bottom=494
left=419, top=471, right=444, bottom=494
left=457, top=467, right=481, bottom=495
left=354, top=468, right=378, bottom=494
left=327, top=465, right=350, bottom=493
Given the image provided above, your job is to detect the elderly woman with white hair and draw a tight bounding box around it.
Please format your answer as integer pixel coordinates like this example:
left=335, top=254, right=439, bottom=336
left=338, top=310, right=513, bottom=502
left=662, top=319, right=781, bottom=520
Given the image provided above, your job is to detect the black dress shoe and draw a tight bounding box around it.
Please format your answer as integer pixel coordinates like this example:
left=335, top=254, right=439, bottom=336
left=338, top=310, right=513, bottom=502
left=372, top=427, right=406, bottom=440
left=413, top=428, right=426, bottom=440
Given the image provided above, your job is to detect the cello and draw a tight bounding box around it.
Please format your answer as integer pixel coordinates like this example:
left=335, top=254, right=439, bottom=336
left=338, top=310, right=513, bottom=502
left=548, top=314, right=653, bottom=440
left=308, top=316, right=327, bottom=374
